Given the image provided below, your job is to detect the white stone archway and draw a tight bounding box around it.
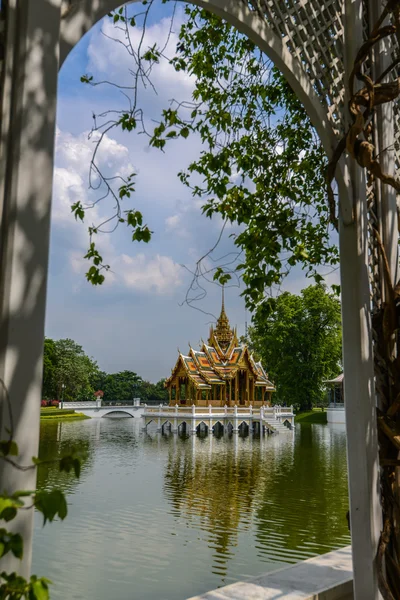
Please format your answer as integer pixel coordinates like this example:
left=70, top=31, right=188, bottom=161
left=0, top=2, right=393, bottom=598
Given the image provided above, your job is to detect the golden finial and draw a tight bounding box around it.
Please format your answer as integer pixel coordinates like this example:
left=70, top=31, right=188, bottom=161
left=213, top=285, right=233, bottom=350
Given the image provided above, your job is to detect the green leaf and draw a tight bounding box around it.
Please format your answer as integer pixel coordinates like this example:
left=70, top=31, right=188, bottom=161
left=30, top=578, right=51, bottom=600
left=9, top=534, right=23, bottom=559
left=71, top=202, right=85, bottom=222
left=0, top=440, right=18, bottom=457
left=80, top=75, right=93, bottom=84
left=180, top=127, right=190, bottom=139
left=0, top=529, right=23, bottom=559
left=1, top=507, right=17, bottom=522
left=34, top=490, right=68, bottom=525
left=85, top=267, right=105, bottom=286
left=0, top=497, right=23, bottom=522
left=59, top=455, right=81, bottom=479
left=118, top=114, right=137, bottom=132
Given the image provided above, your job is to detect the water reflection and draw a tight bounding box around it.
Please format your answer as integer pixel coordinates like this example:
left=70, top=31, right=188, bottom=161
left=164, top=434, right=269, bottom=572
left=161, top=426, right=349, bottom=578
left=37, top=420, right=95, bottom=494
left=33, top=419, right=350, bottom=600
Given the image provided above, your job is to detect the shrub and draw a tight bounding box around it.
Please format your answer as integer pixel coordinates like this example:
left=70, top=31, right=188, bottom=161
left=41, top=400, right=47, bottom=407
left=51, top=400, right=59, bottom=407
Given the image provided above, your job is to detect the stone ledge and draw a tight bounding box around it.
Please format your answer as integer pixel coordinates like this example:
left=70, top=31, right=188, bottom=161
left=187, top=546, right=353, bottom=600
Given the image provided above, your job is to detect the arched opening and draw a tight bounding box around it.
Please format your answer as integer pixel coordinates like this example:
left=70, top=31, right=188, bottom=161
left=0, top=1, right=388, bottom=597
left=212, top=420, right=224, bottom=437
left=101, top=410, right=133, bottom=418
left=238, top=421, right=249, bottom=436
left=178, top=421, right=188, bottom=436
left=161, top=420, right=173, bottom=434
left=196, top=421, right=209, bottom=436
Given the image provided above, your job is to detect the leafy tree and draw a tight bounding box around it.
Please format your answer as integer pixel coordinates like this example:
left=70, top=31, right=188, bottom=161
left=42, top=338, right=100, bottom=402
left=248, top=285, right=342, bottom=411
left=138, top=379, right=168, bottom=404
left=102, top=371, right=142, bottom=403
left=42, top=338, right=57, bottom=400
left=54, top=339, right=100, bottom=402
left=90, top=370, right=107, bottom=394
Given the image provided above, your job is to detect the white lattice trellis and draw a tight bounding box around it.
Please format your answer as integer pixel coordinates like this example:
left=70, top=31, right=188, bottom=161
left=240, top=0, right=400, bottom=316
left=242, top=0, right=346, bottom=135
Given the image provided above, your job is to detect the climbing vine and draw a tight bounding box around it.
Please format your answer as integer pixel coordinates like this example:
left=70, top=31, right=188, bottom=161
left=327, top=1, right=400, bottom=597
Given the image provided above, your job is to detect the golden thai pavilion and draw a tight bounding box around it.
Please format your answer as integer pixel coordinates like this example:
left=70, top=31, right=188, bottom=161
left=165, top=296, right=275, bottom=406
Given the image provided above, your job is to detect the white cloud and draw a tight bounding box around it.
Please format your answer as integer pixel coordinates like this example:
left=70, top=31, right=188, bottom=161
left=52, top=166, right=85, bottom=223
left=164, top=213, right=191, bottom=239
left=53, top=128, right=136, bottom=226
left=120, top=253, right=182, bottom=294
left=165, top=214, right=180, bottom=231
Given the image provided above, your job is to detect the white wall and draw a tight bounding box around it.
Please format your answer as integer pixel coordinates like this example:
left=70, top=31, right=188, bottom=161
left=327, top=407, right=346, bottom=424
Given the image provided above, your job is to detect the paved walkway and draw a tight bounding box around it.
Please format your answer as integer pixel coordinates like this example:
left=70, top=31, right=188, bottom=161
left=188, top=546, right=353, bottom=600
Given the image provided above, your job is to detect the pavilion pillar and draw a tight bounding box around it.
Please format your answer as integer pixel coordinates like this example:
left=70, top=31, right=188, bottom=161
left=235, top=373, right=238, bottom=404
left=0, top=0, right=62, bottom=578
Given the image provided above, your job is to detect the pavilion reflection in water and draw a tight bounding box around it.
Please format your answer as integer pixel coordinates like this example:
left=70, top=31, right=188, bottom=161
left=160, top=427, right=350, bottom=578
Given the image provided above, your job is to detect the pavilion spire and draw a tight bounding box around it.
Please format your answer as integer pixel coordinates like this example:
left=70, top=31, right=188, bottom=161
left=213, top=286, right=233, bottom=350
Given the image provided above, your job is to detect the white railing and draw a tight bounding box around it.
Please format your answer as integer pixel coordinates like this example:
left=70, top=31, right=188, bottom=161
left=60, top=400, right=101, bottom=409
left=142, top=404, right=294, bottom=417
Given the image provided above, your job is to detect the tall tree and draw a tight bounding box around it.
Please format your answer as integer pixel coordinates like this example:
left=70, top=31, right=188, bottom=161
left=138, top=379, right=169, bottom=404
left=248, top=285, right=342, bottom=410
left=54, top=339, right=100, bottom=402
left=102, top=371, right=142, bottom=403
left=42, top=338, right=100, bottom=402
left=42, top=338, right=57, bottom=399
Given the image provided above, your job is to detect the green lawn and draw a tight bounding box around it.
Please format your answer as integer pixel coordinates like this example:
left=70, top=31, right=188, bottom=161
left=40, top=408, right=90, bottom=420
left=294, top=409, right=327, bottom=424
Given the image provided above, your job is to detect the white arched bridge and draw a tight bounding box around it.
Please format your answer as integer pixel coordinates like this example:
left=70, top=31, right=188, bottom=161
left=60, top=401, right=145, bottom=419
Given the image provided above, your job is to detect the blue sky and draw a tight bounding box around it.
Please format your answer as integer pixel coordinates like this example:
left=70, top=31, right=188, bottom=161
left=45, top=1, right=339, bottom=382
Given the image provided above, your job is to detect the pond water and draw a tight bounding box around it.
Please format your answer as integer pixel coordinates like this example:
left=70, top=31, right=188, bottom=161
left=32, top=418, right=350, bottom=600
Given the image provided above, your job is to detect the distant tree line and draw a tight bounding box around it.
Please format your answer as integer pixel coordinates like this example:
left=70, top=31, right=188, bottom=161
left=42, top=338, right=168, bottom=404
